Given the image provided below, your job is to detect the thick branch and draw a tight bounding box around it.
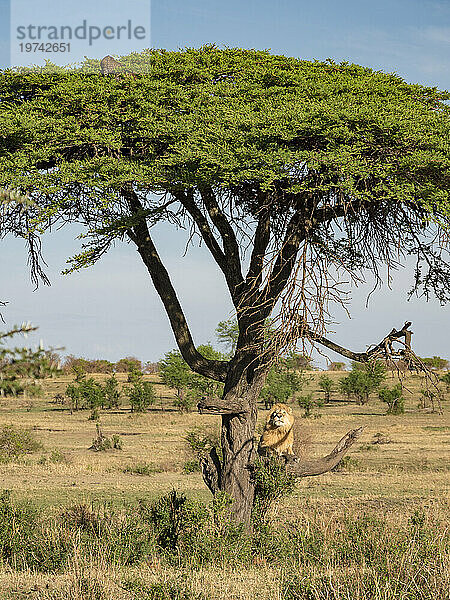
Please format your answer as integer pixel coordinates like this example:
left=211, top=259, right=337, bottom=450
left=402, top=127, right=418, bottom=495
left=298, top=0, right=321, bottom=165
left=258, top=209, right=306, bottom=312
left=245, top=205, right=271, bottom=293
left=176, top=189, right=243, bottom=303
left=284, top=427, right=364, bottom=476
left=197, top=396, right=249, bottom=415
left=310, top=321, right=413, bottom=363
left=199, top=186, right=244, bottom=295
left=124, top=188, right=229, bottom=382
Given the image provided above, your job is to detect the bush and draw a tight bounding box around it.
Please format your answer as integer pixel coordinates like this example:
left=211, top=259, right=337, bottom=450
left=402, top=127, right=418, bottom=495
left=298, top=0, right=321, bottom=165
left=0, top=425, right=43, bottom=459
left=103, top=374, right=121, bottom=408
left=317, top=374, right=334, bottom=403
left=125, top=368, right=156, bottom=412
left=440, top=372, right=450, bottom=393
left=89, top=425, right=123, bottom=451
left=260, top=361, right=303, bottom=409
left=115, top=356, right=143, bottom=373
left=141, top=490, right=209, bottom=553
left=123, top=462, right=160, bottom=476
left=65, top=367, right=106, bottom=411
left=328, top=361, right=346, bottom=371
left=339, top=361, right=386, bottom=404
left=378, top=384, right=405, bottom=414
left=297, top=393, right=323, bottom=417
left=251, top=455, right=296, bottom=523
left=183, top=429, right=221, bottom=473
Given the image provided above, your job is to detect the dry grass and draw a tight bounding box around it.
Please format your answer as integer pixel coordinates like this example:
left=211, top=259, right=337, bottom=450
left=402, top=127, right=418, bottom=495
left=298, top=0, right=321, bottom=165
left=0, top=370, right=448, bottom=598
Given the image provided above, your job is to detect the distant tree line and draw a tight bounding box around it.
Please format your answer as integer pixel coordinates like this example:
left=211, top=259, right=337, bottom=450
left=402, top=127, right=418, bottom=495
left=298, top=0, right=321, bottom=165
left=60, top=355, right=159, bottom=375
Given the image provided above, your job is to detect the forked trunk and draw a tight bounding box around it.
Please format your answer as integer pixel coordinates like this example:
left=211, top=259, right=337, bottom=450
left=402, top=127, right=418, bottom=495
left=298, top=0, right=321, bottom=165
left=219, top=358, right=267, bottom=528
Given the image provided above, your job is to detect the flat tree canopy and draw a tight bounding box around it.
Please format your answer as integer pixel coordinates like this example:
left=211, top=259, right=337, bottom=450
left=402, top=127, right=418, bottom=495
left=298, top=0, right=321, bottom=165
left=1, top=47, right=449, bottom=524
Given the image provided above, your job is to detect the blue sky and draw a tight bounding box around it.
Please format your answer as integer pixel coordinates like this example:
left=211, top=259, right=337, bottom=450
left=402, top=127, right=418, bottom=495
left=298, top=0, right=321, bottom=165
left=0, top=0, right=449, bottom=366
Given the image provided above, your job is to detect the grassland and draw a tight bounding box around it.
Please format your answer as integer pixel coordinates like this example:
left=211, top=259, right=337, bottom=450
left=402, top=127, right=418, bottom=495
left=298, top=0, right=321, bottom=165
left=0, top=370, right=448, bottom=599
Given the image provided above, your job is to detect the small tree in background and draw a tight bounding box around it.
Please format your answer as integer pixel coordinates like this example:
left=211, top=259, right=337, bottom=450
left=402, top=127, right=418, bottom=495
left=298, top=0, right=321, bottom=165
left=103, top=374, right=121, bottom=409
left=318, top=374, right=334, bottom=403
left=297, top=394, right=323, bottom=418
left=0, top=325, right=60, bottom=398
left=115, top=356, right=143, bottom=373
left=160, top=345, right=225, bottom=412
left=419, top=356, right=449, bottom=371
left=378, top=384, right=405, bottom=415
left=125, top=367, right=156, bottom=412
left=260, top=361, right=303, bottom=409
left=440, top=373, right=450, bottom=393
left=339, top=361, right=386, bottom=404
left=65, top=366, right=105, bottom=411
left=328, top=362, right=346, bottom=372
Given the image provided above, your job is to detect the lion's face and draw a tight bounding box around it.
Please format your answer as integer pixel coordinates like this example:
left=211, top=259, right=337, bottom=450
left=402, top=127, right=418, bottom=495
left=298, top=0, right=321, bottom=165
left=268, top=404, right=293, bottom=429
left=260, top=403, right=295, bottom=455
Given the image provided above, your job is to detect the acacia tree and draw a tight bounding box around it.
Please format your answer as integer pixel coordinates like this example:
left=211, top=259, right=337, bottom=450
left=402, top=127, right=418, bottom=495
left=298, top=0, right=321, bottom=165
left=1, top=48, right=450, bottom=526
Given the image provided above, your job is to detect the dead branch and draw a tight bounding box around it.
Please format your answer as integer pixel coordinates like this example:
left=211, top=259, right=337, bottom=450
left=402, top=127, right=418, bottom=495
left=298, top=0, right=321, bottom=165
left=284, top=427, right=364, bottom=477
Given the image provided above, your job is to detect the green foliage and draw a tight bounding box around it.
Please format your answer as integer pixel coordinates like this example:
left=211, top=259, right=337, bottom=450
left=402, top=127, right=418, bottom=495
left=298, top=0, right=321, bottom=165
left=1, top=48, right=449, bottom=305
left=65, top=370, right=105, bottom=411
left=123, top=462, right=160, bottom=476
left=0, top=425, right=43, bottom=460
left=183, top=429, right=221, bottom=473
left=440, top=372, right=450, bottom=392
left=318, top=374, right=334, bottom=402
left=297, top=393, right=323, bottom=417
left=339, top=361, right=386, bottom=404
left=215, top=318, right=239, bottom=356
left=419, top=356, right=449, bottom=370
left=115, top=356, right=143, bottom=373
left=260, top=359, right=303, bottom=409
left=251, top=455, right=297, bottom=523
left=160, top=346, right=225, bottom=412
left=103, top=374, right=121, bottom=408
left=125, top=368, right=156, bottom=412
left=142, top=490, right=209, bottom=553
left=378, top=384, right=405, bottom=414
left=0, top=326, right=60, bottom=398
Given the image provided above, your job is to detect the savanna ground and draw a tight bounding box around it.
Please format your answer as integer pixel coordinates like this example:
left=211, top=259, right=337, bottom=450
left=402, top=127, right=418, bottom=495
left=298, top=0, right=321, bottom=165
left=0, top=369, right=448, bottom=600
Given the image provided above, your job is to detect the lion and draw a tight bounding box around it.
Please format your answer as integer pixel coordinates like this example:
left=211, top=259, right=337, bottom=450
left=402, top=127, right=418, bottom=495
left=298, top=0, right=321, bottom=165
left=258, top=403, right=295, bottom=456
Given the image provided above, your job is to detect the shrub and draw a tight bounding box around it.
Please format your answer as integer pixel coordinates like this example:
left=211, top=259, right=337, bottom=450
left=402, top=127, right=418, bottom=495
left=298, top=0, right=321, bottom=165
left=0, top=425, right=43, bottom=459
left=440, top=372, right=450, bottom=393
left=89, top=425, right=123, bottom=451
left=419, top=356, right=448, bottom=370
left=65, top=367, right=105, bottom=411
left=142, top=490, right=209, bottom=553
left=103, top=374, right=121, bottom=408
left=318, top=374, right=334, bottom=403
left=115, top=356, right=143, bottom=373
left=379, top=384, right=405, bottom=414
left=125, top=368, right=156, bottom=412
left=297, top=393, right=323, bottom=417
left=160, top=346, right=225, bottom=413
left=251, top=455, right=296, bottom=523
left=123, top=462, right=160, bottom=475
left=184, top=429, right=221, bottom=473
left=260, top=361, right=303, bottom=409
left=328, top=361, right=346, bottom=371
left=339, top=361, right=386, bottom=404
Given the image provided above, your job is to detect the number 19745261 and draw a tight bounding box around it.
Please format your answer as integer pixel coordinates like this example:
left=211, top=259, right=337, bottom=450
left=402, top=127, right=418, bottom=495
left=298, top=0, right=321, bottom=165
left=19, top=43, right=71, bottom=52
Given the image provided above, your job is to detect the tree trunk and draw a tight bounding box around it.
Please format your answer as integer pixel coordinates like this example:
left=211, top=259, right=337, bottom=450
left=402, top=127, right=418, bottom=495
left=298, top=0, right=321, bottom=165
left=219, top=359, right=267, bottom=529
